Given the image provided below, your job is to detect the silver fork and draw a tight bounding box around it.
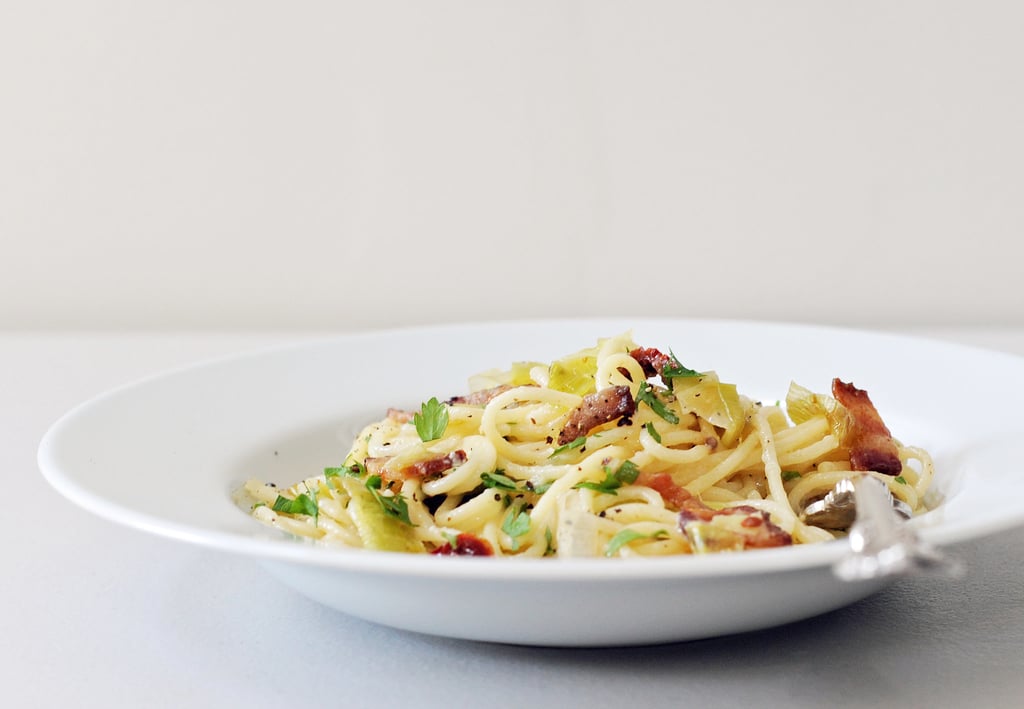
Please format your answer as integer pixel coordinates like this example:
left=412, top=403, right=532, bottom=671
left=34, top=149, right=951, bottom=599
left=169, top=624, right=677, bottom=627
left=818, top=475, right=964, bottom=581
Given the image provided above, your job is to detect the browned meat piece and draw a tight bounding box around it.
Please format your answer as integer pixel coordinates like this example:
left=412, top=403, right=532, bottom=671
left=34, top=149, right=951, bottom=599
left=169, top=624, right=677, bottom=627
left=365, top=450, right=468, bottom=485
left=629, top=347, right=673, bottom=378
left=446, top=384, right=515, bottom=406
left=557, top=385, right=636, bottom=445
left=832, top=379, right=902, bottom=476
left=679, top=502, right=793, bottom=549
left=431, top=532, right=494, bottom=556
left=386, top=408, right=416, bottom=423
left=637, top=471, right=692, bottom=510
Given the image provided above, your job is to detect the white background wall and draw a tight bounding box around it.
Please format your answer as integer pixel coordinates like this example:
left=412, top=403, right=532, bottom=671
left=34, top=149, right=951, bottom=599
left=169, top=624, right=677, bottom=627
left=2, top=1, right=1021, bottom=331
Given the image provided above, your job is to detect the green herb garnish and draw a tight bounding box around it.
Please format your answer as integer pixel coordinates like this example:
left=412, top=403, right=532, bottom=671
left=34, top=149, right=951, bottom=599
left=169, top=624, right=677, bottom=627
left=502, top=504, right=531, bottom=550
left=324, top=461, right=365, bottom=479
left=413, top=397, right=449, bottom=442
left=365, top=475, right=413, bottom=525
left=272, top=489, right=319, bottom=525
left=781, top=470, right=802, bottom=482
left=661, top=350, right=701, bottom=380
left=574, top=460, right=641, bottom=495
left=644, top=422, right=662, bottom=444
left=480, top=470, right=519, bottom=491
left=635, top=382, right=680, bottom=424
left=894, top=476, right=907, bottom=485
left=605, top=528, right=669, bottom=556
left=550, top=435, right=587, bottom=457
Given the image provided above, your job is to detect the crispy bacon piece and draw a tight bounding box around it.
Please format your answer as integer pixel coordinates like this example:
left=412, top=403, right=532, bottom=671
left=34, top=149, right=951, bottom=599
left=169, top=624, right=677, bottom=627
left=431, top=533, right=494, bottom=556
left=629, top=347, right=673, bottom=378
left=446, top=384, right=515, bottom=406
left=386, top=408, right=416, bottom=423
left=637, top=471, right=692, bottom=510
left=832, top=378, right=902, bottom=476
left=365, top=449, right=468, bottom=485
left=557, top=385, right=636, bottom=445
left=679, top=501, right=793, bottom=549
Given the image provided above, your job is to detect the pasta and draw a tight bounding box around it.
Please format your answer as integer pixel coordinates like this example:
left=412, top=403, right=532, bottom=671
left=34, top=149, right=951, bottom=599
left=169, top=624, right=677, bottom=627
left=240, top=333, right=934, bottom=558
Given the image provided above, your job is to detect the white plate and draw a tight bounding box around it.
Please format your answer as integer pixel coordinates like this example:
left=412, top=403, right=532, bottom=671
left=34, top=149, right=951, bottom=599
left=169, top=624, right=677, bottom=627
left=38, top=319, right=1024, bottom=646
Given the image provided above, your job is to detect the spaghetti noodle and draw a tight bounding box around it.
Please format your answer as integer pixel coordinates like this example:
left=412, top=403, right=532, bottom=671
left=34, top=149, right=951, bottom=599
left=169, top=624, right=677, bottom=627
left=240, top=333, right=933, bottom=557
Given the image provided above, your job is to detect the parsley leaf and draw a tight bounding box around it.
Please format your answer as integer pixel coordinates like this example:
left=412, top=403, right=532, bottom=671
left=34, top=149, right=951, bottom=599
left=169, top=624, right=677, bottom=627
left=894, top=475, right=907, bottom=485
left=324, top=461, right=365, bottom=479
left=272, top=489, right=319, bottom=525
left=550, top=435, right=587, bottom=457
left=543, top=527, right=555, bottom=556
left=413, top=397, right=449, bottom=442
left=635, top=382, right=680, bottom=424
left=644, top=422, right=662, bottom=444
left=481, top=470, right=550, bottom=496
left=781, top=470, right=802, bottom=482
left=502, top=503, right=531, bottom=550
left=527, top=480, right=553, bottom=494
left=480, top=470, right=519, bottom=491
left=574, top=460, right=641, bottom=495
left=365, top=475, right=413, bottom=525
left=605, top=528, right=669, bottom=556
left=661, top=350, right=701, bottom=380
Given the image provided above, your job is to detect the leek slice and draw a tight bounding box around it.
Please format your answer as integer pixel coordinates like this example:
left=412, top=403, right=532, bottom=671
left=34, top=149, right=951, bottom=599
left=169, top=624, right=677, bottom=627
left=341, top=477, right=421, bottom=552
left=785, top=382, right=851, bottom=443
left=467, top=361, right=543, bottom=391
left=547, top=347, right=599, bottom=396
left=682, top=522, right=746, bottom=553
left=677, top=374, right=746, bottom=444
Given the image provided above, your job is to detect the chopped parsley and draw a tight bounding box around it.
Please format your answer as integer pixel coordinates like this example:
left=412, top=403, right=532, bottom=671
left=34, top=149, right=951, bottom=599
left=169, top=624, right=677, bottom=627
left=543, top=527, right=555, bottom=556
left=480, top=470, right=519, bottom=491
left=661, top=350, right=701, bottom=382
left=272, top=489, right=319, bottom=525
left=635, top=382, right=680, bottom=424
left=324, top=461, right=365, bottom=479
left=605, top=528, right=669, bottom=556
left=550, top=435, right=587, bottom=457
left=894, top=476, right=907, bottom=485
left=413, top=397, right=449, bottom=442
left=481, top=470, right=550, bottom=495
left=781, top=470, right=802, bottom=482
left=644, top=422, right=662, bottom=444
left=502, top=503, right=531, bottom=550
left=365, top=475, right=413, bottom=525
left=574, top=460, right=641, bottom=495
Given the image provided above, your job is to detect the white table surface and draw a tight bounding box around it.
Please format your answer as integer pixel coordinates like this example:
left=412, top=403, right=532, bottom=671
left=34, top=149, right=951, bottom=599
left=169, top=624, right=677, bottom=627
left=4, top=327, right=1023, bottom=708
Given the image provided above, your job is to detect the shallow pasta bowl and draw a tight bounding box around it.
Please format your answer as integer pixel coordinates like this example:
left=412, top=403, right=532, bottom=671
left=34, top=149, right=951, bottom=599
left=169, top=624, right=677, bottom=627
left=37, top=319, right=1024, bottom=646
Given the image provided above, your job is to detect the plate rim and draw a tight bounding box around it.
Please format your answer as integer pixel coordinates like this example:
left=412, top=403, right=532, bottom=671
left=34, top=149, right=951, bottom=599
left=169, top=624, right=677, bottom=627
left=37, top=317, right=1024, bottom=583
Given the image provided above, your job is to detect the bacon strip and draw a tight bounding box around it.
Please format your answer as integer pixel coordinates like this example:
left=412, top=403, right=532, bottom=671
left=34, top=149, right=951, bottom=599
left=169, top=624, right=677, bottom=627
left=431, top=533, right=494, bottom=556
left=386, top=408, right=416, bottom=423
left=679, top=502, right=793, bottom=549
left=637, top=471, right=692, bottom=510
left=446, top=384, right=515, bottom=406
left=832, top=379, right=902, bottom=476
left=365, top=450, right=468, bottom=485
left=558, top=385, right=636, bottom=445
left=629, top=347, right=673, bottom=378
